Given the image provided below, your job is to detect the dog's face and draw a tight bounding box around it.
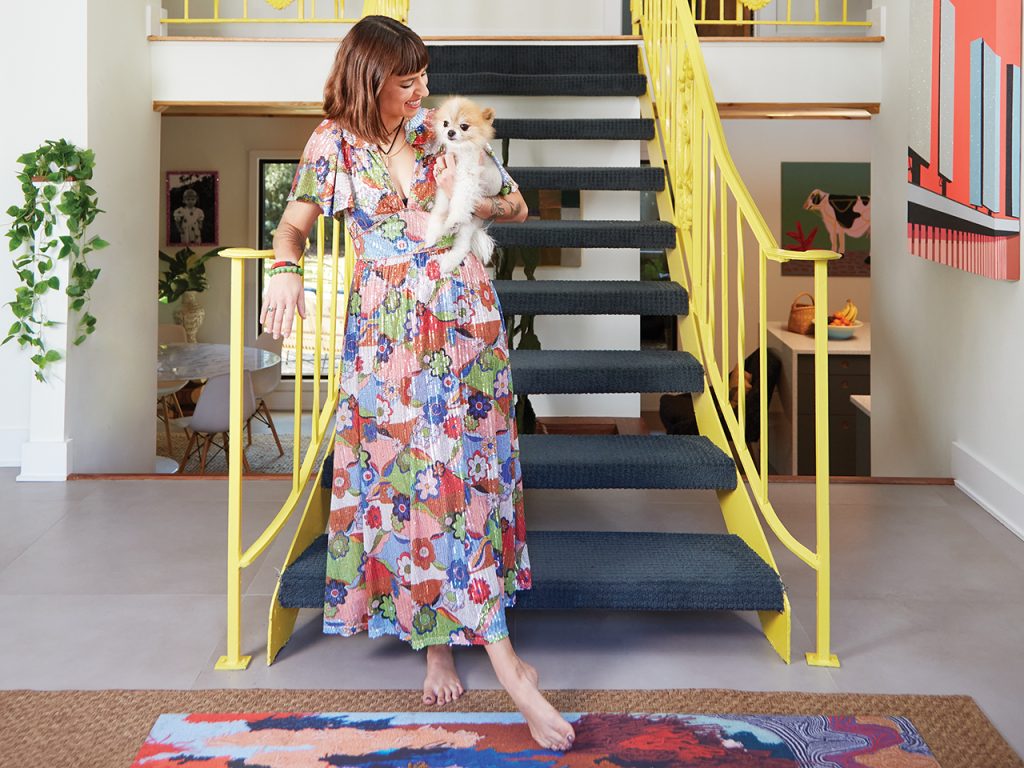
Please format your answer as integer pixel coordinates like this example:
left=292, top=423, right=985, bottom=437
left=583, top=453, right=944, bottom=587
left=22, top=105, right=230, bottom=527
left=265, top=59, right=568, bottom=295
left=433, top=97, right=496, bottom=151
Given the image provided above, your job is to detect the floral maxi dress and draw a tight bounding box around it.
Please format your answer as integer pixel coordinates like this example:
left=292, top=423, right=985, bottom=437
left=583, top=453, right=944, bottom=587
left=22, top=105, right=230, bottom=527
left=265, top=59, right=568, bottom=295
left=287, top=108, right=532, bottom=649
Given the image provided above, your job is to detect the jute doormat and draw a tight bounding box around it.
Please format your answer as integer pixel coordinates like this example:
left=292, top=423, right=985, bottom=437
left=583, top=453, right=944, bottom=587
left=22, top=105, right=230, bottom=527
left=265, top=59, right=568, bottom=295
left=0, top=689, right=1018, bottom=768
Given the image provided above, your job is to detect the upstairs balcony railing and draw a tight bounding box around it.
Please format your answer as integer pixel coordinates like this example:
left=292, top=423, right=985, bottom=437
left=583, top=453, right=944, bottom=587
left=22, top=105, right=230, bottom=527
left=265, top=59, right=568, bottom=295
left=690, top=0, right=872, bottom=34
left=161, top=0, right=407, bottom=26
left=159, top=0, right=869, bottom=35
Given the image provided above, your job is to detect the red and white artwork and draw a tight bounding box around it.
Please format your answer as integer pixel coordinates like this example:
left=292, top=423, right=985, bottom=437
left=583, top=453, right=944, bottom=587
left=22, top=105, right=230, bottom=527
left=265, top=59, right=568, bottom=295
left=907, top=0, right=1022, bottom=281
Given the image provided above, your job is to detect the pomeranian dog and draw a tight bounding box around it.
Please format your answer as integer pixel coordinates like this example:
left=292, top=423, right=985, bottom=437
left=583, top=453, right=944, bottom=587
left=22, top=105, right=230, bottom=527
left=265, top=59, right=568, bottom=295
left=426, top=97, right=505, bottom=274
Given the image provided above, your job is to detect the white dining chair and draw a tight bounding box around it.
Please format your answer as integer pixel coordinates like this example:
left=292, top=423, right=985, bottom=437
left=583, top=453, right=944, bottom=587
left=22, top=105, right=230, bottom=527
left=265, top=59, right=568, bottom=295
left=174, top=371, right=257, bottom=474
left=157, top=324, right=190, bottom=452
left=247, top=331, right=284, bottom=456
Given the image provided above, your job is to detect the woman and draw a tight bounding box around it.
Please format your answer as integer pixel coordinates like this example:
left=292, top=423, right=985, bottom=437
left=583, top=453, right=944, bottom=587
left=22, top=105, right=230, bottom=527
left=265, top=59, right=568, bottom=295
left=261, top=15, right=575, bottom=753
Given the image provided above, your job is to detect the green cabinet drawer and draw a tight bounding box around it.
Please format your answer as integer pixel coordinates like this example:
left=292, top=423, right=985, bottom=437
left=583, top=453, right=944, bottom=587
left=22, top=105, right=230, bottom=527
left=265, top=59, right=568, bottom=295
left=797, top=412, right=859, bottom=476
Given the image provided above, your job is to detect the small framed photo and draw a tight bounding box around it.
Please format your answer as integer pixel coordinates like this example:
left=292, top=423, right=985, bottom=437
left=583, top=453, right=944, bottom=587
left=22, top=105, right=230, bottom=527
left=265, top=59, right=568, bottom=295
left=166, top=171, right=219, bottom=246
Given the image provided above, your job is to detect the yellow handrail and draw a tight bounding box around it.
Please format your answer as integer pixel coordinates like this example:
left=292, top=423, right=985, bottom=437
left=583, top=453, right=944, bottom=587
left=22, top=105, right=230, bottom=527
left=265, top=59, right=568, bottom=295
left=691, top=0, right=870, bottom=29
left=212, top=1, right=406, bottom=672
left=632, top=0, right=840, bottom=667
left=216, top=220, right=353, bottom=671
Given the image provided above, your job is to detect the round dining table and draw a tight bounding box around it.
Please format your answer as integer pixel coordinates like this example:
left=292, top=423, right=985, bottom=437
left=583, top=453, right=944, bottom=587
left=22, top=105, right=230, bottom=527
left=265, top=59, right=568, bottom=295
left=158, top=342, right=281, bottom=383
left=155, top=342, right=283, bottom=473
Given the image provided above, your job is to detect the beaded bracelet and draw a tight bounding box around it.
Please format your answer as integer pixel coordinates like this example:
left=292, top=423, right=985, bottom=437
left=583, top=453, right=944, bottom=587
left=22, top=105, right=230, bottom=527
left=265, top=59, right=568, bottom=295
left=270, top=260, right=300, bottom=270
left=268, top=265, right=304, bottom=277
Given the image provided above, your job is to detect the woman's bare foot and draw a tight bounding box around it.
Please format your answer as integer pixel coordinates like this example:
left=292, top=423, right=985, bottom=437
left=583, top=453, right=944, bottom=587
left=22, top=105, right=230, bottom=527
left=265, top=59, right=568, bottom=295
left=423, top=645, right=464, bottom=705
left=485, top=640, right=574, bottom=751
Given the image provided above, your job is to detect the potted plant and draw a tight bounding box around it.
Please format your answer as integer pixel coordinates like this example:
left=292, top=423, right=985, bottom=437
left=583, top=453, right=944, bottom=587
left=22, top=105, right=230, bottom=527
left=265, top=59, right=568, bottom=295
left=3, top=139, right=108, bottom=382
left=158, top=246, right=225, bottom=342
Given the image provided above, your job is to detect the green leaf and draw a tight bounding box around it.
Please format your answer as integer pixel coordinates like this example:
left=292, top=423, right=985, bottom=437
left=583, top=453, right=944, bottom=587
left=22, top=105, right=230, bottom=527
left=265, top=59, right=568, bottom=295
left=44, top=349, right=62, bottom=362
left=89, top=237, right=109, bottom=250
left=73, top=335, right=87, bottom=345
left=47, top=276, right=60, bottom=290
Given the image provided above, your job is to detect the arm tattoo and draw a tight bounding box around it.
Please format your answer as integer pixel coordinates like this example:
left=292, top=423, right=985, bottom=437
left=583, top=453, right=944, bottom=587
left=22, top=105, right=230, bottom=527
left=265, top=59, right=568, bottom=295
left=485, top=197, right=522, bottom=221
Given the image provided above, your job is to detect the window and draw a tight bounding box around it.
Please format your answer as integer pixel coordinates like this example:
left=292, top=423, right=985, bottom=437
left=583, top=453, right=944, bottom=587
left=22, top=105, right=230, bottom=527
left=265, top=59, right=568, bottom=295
left=257, top=158, right=344, bottom=379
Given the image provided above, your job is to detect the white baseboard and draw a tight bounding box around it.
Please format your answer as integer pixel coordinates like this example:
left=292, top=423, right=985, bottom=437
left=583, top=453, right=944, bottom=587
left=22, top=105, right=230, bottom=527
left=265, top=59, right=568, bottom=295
left=0, top=427, right=28, bottom=467
left=18, top=439, right=72, bottom=482
left=952, top=440, right=1024, bottom=543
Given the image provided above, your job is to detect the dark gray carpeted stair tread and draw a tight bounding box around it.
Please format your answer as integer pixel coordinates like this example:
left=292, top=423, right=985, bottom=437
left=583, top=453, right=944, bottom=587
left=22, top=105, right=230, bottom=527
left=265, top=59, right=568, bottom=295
left=519, top=434, right=736, bottom=490
left=507, top=166, right=664, bottom=191
left=509, top=349, right=703, bottom=394
left=427, top=73, right=646, bottom=97
left=493, top=118, right=656, bottom=141
left=491, top=220, right=676, bottom=249
left=278, top=531, right=784, bottom=612
left=494, top=280, right=688, bottom=316
left=427, top=45, right=639, bottom=75
left=320, top=434, right=734, bottom=491
left=518, top=531, right=784, bottom=611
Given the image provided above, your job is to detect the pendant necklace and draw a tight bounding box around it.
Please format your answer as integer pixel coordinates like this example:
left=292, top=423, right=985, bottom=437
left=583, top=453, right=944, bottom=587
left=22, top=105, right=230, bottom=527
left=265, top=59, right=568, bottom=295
left=379, top=122, right=404, bottom=168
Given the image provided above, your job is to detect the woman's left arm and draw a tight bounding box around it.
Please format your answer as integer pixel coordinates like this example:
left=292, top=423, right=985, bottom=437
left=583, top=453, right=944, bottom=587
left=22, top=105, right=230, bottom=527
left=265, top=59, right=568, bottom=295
left=474, top=190, right=529, bottom=223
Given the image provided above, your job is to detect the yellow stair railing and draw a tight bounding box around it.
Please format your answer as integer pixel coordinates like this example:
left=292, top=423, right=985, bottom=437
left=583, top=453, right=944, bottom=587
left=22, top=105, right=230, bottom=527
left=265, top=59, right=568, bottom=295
left=632, top=0, right=840, bottom=667
left=164, top=0, right=408, bottom=25
left=217, top=218, right=352, bottom=670
left=213, top=0, right=407, bottom=671
left=690, top=0, right=871, bottom=30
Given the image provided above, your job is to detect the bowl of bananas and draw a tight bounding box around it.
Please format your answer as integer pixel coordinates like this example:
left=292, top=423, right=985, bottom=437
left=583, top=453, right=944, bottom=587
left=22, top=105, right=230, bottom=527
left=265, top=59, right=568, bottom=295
left=824, top=299, right=862, bottom=339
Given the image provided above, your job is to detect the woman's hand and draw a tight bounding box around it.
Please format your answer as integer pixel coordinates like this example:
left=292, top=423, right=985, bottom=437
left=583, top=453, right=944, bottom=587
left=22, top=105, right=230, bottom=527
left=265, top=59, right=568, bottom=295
left=434, top=154, right=455, bottom=197
left=261, top=271, right=307, bottom=340
left=264, top=200, right=320, bottom=340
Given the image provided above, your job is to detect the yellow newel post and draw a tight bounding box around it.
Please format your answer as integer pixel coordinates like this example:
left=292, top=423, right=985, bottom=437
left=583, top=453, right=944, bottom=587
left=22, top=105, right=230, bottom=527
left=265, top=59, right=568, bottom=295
left=214, top=247, right=269, bottom=671
left=807, top=257, right=840, bottom=668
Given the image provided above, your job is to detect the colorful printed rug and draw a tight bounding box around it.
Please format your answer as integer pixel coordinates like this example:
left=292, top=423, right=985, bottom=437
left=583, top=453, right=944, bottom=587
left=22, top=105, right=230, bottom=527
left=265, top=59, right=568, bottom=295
left=131, top=711, right=939, bottom=767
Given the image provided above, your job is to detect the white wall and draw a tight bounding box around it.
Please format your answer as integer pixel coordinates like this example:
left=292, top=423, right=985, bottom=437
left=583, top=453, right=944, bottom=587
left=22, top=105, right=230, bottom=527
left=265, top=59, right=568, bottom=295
left=0, top=1, right=160, bottom=473
left=722, top=120, right=873, bottom=331
left=62, top=0, right=163, bottom=474
left=0, top=3, right=89, bottom=466
left=871, top=0, right=1024, bottom=533
left=159, top=115, right=321, bottom=341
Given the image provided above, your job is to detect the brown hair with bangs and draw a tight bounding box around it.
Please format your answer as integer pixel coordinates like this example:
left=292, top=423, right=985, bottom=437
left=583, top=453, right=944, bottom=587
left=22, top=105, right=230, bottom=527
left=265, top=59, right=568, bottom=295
left=323, top=15, right=429, bottom=145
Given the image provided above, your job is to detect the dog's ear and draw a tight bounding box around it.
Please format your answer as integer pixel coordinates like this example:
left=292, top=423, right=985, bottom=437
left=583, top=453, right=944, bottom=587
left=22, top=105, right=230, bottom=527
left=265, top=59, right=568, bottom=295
left=482, top=107, right=495, bottom=123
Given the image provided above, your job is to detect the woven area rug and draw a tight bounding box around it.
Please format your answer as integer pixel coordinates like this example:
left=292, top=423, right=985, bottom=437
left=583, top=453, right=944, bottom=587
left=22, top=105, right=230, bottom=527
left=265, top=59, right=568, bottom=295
left=0, top=689, right=1018, bottom=768
left=156, top=428, right=310, bottom=475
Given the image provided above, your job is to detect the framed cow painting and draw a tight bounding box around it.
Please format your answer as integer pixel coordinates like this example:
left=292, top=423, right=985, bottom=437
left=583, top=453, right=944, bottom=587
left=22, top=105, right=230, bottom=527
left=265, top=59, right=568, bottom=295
left=780, top=161, right=871, bottom=277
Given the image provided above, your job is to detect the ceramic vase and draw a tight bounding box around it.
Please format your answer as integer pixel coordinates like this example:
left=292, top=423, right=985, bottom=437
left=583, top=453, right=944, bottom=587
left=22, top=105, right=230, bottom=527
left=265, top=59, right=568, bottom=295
left=174, top=290, right=205, bottom=343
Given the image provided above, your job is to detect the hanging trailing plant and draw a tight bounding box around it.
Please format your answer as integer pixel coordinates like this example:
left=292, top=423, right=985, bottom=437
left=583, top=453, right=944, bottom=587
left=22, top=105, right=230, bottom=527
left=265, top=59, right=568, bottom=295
left=3, top=139, right=108, bottom=381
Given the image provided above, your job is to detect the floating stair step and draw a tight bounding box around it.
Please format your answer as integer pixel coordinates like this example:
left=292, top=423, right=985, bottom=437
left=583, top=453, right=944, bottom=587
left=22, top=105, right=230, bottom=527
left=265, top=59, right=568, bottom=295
left=278, top=531, right=784, bottom=613
left=428, top=73, right=646, bottom=97
left=509, top=349, right=703, bottom=394
left=493, top=118, right=656, bottom=141
left=519, top=434, right=737, bottom=490
left=321, top=434, right=735, bottom=491
left=507, top=166, right=664, bottom=191
left=494, top=279, right=688, bottom=316
left=517, top=531, right=785, bottom=612
left=427, top=44, right=640, bottom=75
left=491, top=220, right=676, bottom=249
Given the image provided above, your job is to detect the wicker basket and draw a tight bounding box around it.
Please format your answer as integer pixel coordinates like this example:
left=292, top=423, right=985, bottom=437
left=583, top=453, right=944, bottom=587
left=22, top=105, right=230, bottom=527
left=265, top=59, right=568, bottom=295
left=787, top=292, right=816, bottom=335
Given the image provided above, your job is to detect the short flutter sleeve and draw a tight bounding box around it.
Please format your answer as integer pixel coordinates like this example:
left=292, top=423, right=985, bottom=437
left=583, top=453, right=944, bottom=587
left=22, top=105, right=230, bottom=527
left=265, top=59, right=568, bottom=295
left=484, top=143, right=519, bottom=197
left=287, top=119, right=354, bottom=218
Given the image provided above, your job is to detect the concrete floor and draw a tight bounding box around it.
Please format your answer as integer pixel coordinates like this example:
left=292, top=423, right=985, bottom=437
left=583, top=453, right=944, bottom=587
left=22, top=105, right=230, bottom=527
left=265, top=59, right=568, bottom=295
left=1, top=468, right=1022, bottom=756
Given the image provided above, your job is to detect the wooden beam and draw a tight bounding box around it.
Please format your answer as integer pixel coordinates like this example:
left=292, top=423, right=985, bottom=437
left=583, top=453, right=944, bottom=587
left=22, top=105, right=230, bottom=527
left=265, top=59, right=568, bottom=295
left=155, top=101, right=880, bottom=120
left=699, top=35, right=884, bottom=43
left=148, top=34, right=643, bottom=43
left=719, top=102, right=879, bottom=120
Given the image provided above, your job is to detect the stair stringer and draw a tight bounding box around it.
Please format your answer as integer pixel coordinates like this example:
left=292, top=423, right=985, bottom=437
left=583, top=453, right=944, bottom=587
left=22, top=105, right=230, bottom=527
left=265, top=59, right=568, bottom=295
left=640, top=91, right=791, bottom=664
left=266, top=453, right=332, bottom=665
